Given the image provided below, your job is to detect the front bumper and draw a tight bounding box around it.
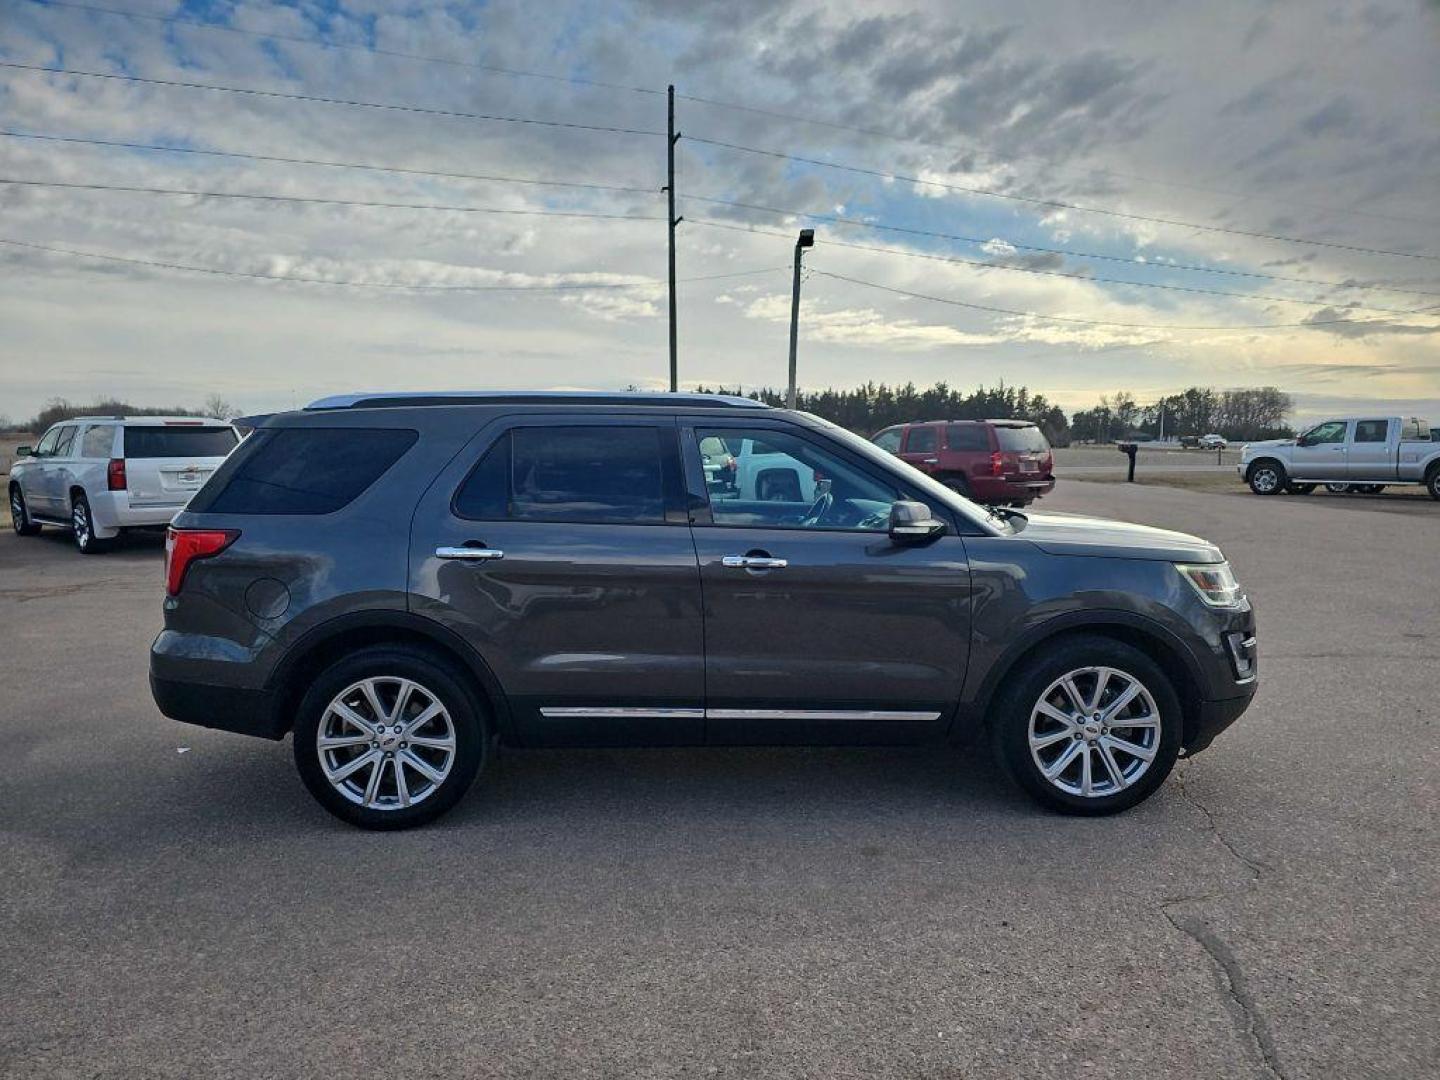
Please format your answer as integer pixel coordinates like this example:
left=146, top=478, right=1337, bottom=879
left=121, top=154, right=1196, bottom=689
left=1184, top=691, right=1254, bottom=756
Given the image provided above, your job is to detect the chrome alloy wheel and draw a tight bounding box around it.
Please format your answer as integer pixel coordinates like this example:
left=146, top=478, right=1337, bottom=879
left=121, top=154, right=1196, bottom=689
left=317, top=677, right=457, bottom=810
left=10, top=489, right=25, bottom=531
left=72, top=499, right=91, bottom=548
left=1028, top=666, right=1161, bottom=798
left=1250, top=466, right=1281, bottom=493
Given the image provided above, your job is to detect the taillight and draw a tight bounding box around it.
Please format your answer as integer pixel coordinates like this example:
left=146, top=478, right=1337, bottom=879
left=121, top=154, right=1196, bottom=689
left=107, top=458, right=127, bottom=491
left=165, top=527, right=239, bottom=596
left=990, top=451, right=1004, bottom=476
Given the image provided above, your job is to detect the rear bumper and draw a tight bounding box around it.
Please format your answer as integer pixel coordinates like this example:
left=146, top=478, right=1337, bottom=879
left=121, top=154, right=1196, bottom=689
left=150, top=673, right=285, bottom=740
left=91, top=491, right=187, bottom=529
left=971, top=475, right=1056, bottom=503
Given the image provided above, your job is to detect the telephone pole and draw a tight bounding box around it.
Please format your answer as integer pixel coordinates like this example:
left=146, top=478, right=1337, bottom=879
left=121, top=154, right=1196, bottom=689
left=665, top=85, right=682, bottom=392
left=786, top=228, right=815, bottom=410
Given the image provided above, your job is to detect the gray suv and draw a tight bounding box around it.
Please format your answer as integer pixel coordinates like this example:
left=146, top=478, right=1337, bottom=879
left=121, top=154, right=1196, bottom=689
left=150, top=392, right=1258, bottom=829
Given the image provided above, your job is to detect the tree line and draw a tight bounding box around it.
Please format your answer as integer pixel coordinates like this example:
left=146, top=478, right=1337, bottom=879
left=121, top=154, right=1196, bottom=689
left=697, top=382, right=1073, bottom=444
left=1068, top=386, right=1293, bottom=443
left=9, top=395, right=238, bottom=433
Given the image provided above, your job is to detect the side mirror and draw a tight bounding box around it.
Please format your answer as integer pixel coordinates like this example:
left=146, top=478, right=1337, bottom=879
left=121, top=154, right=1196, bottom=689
left=889, top=500, right=946, bottom=543
left=14, top=446, right=32, bottom=458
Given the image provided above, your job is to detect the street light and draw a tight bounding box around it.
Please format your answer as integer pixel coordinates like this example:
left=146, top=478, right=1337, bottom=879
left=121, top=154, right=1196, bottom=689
left=786, top=228, right=815, bottom=410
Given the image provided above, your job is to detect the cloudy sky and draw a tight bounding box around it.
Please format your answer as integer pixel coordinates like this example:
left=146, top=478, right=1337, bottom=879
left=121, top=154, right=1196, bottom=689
left=2, top=0, right=1438, bottom=425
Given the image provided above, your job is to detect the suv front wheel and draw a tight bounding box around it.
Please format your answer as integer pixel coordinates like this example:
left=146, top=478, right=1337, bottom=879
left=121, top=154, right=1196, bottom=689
left=10, top=485, right=41, bottom=536
left=1247, top=461, right=1286, bottom=495
left=990, top=635, right=1182, bottom=815
left=292, top=646, right=489, bottom=829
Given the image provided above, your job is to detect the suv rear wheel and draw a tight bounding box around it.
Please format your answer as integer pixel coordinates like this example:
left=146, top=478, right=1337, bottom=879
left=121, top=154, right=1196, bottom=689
left=292, top=646, right=488, bottom=829
left=10, top=485, right=41, bottom=536
left=942, top=475, right=973, bottom=498
left=990, top=635, right=1182, bottom=815
left=71, top=493, right=111, bottom=554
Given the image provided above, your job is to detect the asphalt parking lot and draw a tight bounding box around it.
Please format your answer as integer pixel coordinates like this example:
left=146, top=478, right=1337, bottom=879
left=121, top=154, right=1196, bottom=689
left=2, top=481, right=1436, bottom=1079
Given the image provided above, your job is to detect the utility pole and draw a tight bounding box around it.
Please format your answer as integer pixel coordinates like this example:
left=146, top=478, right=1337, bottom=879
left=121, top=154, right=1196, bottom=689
left=786, top=228, right=815, bottom=410
left=665, top=85, right=681, bottom=392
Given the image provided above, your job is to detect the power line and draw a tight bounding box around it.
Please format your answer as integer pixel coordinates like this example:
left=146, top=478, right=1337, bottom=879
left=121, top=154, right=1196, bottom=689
left=675, top=93, right=1440, bottom=232
left=686, top=214, right=1440, bottom=299
left=1, top=131, right=658, bottom=196
left=0, top=62, right=665, bottom=137
left=26, top=1, right=1432, bottom=236
left=687, top=137, right=1440, bottom=261
left=0, top=236, right=784, bottom=291
left=0, top=178, right=661, bottom=219
left=23, top=0, right=663, bottom=98
left=682, top=220, right=1429, bottom=315
left=809, top=268, right=1438, bottom=332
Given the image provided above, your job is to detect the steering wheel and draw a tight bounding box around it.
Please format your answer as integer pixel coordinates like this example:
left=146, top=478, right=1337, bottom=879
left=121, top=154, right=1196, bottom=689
left=800, top=489, right=834, bottom=527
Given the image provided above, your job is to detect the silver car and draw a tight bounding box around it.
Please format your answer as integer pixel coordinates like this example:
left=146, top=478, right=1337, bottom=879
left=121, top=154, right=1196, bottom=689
left=9, top=416, right=239, bottom=552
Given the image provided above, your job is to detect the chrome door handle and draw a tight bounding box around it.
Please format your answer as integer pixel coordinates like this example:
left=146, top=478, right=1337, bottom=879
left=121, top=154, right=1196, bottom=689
left=722, top=555, right=788, bottom=570
left=436, top=546, right=504, bottom=561
left=922, top=457, right=939, bottom=464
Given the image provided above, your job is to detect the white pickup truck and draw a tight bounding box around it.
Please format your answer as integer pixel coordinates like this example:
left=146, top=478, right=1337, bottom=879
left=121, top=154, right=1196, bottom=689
left=1238, top=416, right=1440, bottom=499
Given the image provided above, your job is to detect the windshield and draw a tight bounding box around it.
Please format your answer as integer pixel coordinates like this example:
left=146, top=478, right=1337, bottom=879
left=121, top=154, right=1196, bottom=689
left=994, top=425, right=1049, bottom=453
left=798, top=413, right=1011, bottom=535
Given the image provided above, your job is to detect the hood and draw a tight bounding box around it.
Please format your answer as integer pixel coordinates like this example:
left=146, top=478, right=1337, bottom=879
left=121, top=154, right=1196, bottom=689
left=1014, top=510, right=1223, bottom=563
left=1241, top=438, right=1293, bottom=453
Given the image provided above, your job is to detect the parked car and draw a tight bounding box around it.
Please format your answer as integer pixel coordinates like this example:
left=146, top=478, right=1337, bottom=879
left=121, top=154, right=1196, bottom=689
left=870, top=419, right=1055, bottom=506
left=1198, top=434, right=1228, bottom=450
left=9, top=416, right=240, bottom=552
left=151, top=391, right=1257, bottom=829
left=1238, top=416, right=1440, bottom=499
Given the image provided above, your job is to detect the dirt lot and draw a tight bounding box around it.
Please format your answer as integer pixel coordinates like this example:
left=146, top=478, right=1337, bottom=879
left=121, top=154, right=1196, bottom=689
left=2, top=481, right=1437, bottom=1079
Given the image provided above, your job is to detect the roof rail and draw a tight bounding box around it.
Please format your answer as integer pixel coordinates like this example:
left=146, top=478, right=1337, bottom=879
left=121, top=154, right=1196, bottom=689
left=305, top=390, right=769, bottom=411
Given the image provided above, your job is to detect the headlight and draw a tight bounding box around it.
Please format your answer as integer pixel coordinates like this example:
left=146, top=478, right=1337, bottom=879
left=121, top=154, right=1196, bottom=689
left=1175, top=561, right=1244, bottom=606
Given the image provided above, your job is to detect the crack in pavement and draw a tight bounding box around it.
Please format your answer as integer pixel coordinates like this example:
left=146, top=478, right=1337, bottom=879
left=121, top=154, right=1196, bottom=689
left=1162, top=765, right=1287, bottom=1080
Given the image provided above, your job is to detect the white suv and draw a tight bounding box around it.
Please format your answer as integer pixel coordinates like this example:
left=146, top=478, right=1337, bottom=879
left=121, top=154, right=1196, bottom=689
left=8, top=417, right=239, bottom=553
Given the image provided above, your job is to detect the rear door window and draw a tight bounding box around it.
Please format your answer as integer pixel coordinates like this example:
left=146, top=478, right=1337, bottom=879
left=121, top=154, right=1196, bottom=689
left=1353, top=420, right=1389, bottom=443
left=194, top=427, right=417, bottom=515
left=994, top=426, right=1049, bottom=452
left=946, top=424, right=991, bottom=451
left=454, top=426, right=668, bottom=525
left=124, top=426, right=238, bottom=459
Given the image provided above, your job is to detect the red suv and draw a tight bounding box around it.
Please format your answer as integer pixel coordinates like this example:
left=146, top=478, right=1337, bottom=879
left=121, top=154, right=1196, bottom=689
left=871, top=419, right=1056, bottom=505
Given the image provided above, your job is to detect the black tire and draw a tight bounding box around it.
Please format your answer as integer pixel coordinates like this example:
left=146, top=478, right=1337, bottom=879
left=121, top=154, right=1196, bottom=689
left=10, top=484, right=42, bottom=536
left=989, top=634, right=1183, bottom=816
left=1247, top=460, right=1286, bottom=496
left=1286, top=482, right=1316, bottom=495
left=943, top=475, right=973, bottom=499
left=1427, top=468, right=1440, bottom=502
left=70, top=493, right=112, bottom=554
left=292, top=645, right=488, bottom=830
left=1363, top=485, right=1385, bottom=495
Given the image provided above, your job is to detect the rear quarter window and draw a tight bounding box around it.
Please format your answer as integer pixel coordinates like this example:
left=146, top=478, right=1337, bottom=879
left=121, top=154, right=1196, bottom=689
left=994, top=426, right=1049, bottom=453
left=124, top=426, right=238, bottom=459
left=191, top=427, right=418, bottom=515
left=946, top=424, right=991, bottom=451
